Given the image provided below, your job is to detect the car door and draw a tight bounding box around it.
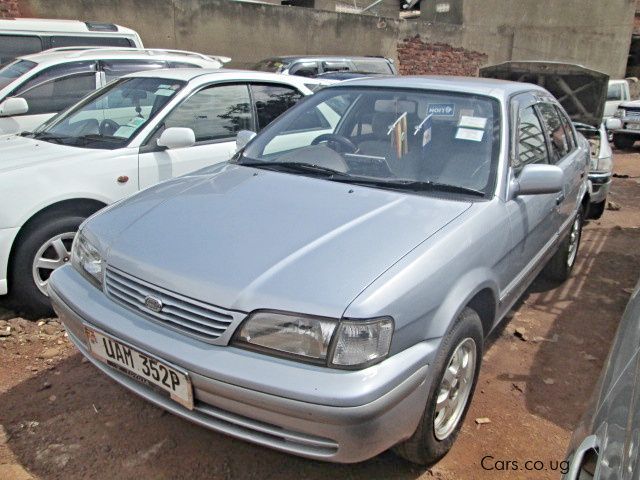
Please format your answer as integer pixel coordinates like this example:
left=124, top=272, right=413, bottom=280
left=502, top=95, right=559, bottom=295
left=536, top=102, right=583, bottom=233
left=137, top=83, right=253, bottom=189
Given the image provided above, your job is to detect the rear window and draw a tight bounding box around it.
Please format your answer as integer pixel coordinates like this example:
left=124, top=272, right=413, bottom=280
left=50, top=35, right=134, bottom=48
left=352, top=59, right=394, bottom=74
left=0, top=59, right=37, bottom=90
left=0, top=34, right=42, bottom=66
left=253, top=59, right=286, bottom=73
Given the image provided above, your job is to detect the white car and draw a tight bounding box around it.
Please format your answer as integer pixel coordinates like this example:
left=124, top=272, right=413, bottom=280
left=0, top=68, right=325, bottom=315
left=604, top=79, right=632, bottom=120
left=0, top=47, right=230, bottom=135
left=0, top=18, right=144, bottom=64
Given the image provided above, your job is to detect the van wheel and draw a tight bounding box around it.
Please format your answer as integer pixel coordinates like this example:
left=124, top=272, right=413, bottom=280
left=10, top=215, right=85, bottom=318
left=393, top=308, right=483, bottom=465
left=543, top=206, right=583, bottom=282
left=613, top=134, right=635, bottom=150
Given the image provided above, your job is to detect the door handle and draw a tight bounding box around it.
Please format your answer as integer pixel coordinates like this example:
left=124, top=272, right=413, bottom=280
left=556, top=193, right=565, bottom=205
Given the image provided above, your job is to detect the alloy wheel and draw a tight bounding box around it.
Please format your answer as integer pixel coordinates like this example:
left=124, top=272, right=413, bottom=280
left=32, top=232, right=75, bottom=296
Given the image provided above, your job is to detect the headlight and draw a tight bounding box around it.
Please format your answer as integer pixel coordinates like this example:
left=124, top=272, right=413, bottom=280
left=614, top=108, right=625, bottom=118
left=71, top=230, right=104, bottom=287
left=234, top=312, right=394, bottom=369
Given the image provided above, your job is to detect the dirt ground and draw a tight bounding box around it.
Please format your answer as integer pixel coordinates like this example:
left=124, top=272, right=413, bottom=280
left=1, top=151, right=640, bottom=480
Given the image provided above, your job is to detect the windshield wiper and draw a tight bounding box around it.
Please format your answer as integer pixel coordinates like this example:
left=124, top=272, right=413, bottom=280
left=32, top=132, right=69, bottom=144
left=330, top=177, right=486, bottom=197
left=241, top=161, right=350, bottom=178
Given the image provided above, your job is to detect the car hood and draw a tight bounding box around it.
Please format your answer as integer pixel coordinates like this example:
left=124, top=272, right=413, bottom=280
left=0, top=134, right=107, bottom=174
left=95, top=164, right=472, bottom=318
left=619, top=99, right=640, bottom=109
left=480, top=61, right=609, bottom=127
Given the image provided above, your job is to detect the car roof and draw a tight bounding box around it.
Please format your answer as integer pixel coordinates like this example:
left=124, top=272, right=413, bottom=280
left=17, top=48, right=224, bottom=67
left=124, top=68, right=316, bottom=87
left=324, top=75, right=548, bottom=99
left=0, top=18, right=138, bottom=35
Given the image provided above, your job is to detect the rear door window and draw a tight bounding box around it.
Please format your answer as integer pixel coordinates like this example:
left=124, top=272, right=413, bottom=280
left=0, top=34, right=43, bottom=66
left=49, top=35, right=134, bottom=48
left=101, top=60, right=167, bottom=83
left=250, top=84, right=303, bottom=130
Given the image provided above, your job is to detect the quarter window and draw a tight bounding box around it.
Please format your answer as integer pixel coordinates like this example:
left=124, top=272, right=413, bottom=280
left=162, top=84, right=252, bottom=142
left=537, top=103, right=570, bottom=163
left=250, top=84, right=303, bottom=130
left=0, top=35, right=42, bottom=66
left=18, top=73, right=97, bottom=115
left=289, top=62, right=319, bottom=78
left=555, top=106, right=576, bottom=151
left=516, top=106, right=548, bottom=168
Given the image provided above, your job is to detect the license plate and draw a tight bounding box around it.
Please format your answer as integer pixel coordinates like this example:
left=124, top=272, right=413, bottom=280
left=84, top=327, right=193, bottom=409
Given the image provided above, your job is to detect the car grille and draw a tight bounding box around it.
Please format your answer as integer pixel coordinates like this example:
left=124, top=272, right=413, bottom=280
left=626, top=109, right=640, bottom=118
left=104, top=266, right=236, bottom=341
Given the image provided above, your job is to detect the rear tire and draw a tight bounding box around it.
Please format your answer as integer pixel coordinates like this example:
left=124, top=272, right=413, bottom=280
left=543, top=205, right=583, bottom=282
left=613, top=134, right=636, bottom=150
left=393, top=307, right=483, bottom=465
left=9, top=215, right=85, bottom=318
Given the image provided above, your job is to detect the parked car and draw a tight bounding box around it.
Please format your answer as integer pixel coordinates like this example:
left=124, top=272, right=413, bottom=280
left=481, top=62, right=613, bottom=219
left=564, top=279, right=640, bottom=479
left=606, top=100, right=640, bottom=150
left=0, top=69, right=316, bottom=315
left=604, top=79, right=631, bottom=120
left=252, top=55, right=397, bottom=77
left=0, top=18, right=143, bottom=65
left=49, top=76, right=589, bottom=465
left=0, top=47, right=230, bottom=135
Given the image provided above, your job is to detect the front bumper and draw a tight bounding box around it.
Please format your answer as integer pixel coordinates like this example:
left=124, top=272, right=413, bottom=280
left=49, top=265, right=436, bottom=463
left=588, top=173, right=612, bottom=204
left=0, top=227, right=19, bottom=296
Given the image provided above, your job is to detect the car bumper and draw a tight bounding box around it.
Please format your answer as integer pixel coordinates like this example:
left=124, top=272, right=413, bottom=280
left=588, top=173, right=612, bottom=204
left=0, top=227, right=19, bottom=296
left=48, top=265, right=437, bottom=463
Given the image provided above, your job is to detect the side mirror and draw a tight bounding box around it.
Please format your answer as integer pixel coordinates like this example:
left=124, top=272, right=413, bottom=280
left=0, top=97, right=28, bottom=117
left=236, top=130, right=256, bottom=151
left=605, top=118, right=622, bottom=130
left=157, top=127, right=195, bottom=150
left=512, top=164, right=563, bottom=197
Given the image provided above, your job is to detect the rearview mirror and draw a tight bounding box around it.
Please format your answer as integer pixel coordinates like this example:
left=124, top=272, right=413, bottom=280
left=157, top=127, right=196, bottom=150
left=0, top=97, right=28, bottom=117
left=236, top=130, right=256, bottom=151
left=605, top=118, right=622, bottom=130
left=512, top=164, right=563, bottom=197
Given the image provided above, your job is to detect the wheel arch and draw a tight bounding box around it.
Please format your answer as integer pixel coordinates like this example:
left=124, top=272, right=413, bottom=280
left=7, top=198, right=107, bottom=283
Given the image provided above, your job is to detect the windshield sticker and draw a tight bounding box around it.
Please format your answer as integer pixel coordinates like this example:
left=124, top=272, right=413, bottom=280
left=456, top=128, right=484, bottom=142
left=127, top=117, right=146, bottom=128
left=113, top=125, right=136, bottom=138
left=155, top=88, right=175, bottom=97
left=427, top=104, right=455, bottom=117
left=458, top=116, right=487, bottom=130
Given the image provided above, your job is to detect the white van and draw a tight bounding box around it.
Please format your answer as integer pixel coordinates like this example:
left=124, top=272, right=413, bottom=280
left=0, top=18, right=143, bottom=65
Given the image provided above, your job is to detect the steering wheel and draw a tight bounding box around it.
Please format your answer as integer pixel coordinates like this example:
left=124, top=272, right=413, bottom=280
left=99, top=119, right=120, bottom=137
left=311, top=133, right=357, bottom=153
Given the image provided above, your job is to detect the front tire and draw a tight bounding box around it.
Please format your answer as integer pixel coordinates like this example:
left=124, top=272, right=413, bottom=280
left=543, top=205, right=583, bottom=282
left=9, top=215, right=85, bottom=318
left=394, top=307, right=483, bottom=465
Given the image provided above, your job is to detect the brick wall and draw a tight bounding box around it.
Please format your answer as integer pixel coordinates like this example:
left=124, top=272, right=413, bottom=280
left=397, top=34, right=488, bottom=76
left=0, top=0, right=20, bottom=17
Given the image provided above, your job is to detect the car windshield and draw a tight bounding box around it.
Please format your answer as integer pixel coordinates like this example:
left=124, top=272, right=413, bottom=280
left=253, top=59, right=286, bottom=73
left=30, top=77, right=185, bottom=149
left=0, top=59, right=37, bottom=90
left=240, top=87, right=501, bottom=197
left=607, top=83, right=623, bottom=101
